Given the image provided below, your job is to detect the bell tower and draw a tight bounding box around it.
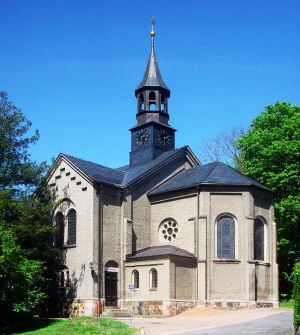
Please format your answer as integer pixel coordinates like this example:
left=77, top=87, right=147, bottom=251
left=130, top=19, right=176, bottom=166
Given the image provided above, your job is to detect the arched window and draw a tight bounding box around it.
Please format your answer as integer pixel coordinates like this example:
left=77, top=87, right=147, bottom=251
left=254, top=218, right=265, bottom=261
left=67, top=209, right=76, bottom=245
left=58, top=268, right=70, bottom=288
left=55, top=212, right=64, bottom=247
left=217, top=215, right=235, bottom=259
left=132, top=270, right=139, bottom=289
left=149, top=91, right=156, bottom=100
left=150, top=268, right=158, bottom=289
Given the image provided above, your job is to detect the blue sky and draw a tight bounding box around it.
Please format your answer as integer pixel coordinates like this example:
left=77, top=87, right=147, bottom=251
left=0, top=0, right=299, bottom=167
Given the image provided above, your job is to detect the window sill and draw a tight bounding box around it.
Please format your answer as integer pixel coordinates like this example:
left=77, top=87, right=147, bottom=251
left=64, top=244, right=77, bottom=248
left=248, top=260, right=270, bottom=267
left=149, top=288, right=157, bottom=291
left=213, top=259, right=241, bottom=264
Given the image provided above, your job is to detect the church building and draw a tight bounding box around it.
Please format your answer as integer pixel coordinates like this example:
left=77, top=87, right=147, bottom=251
left=47, top=22, right=279, bottom=317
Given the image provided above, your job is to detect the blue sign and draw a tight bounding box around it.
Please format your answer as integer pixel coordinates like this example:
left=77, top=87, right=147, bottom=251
left=128, top=284, right=134, bottom=290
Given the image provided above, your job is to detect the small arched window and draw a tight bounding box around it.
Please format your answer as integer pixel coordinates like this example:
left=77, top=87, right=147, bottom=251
left=149, top=91, right=156, bottom=101
left=254, top=218, right=265, bottom=261
left=150, top=268, right=158, bottom=289
left=217, top=215, right=235, bottom=259
left=132, top=270, right=139, bottom=289
left=67, top=209, right=76, bottom=245
left=58, top=268, right=70, bottom=288
left=55, top=212, right=64, bottom=247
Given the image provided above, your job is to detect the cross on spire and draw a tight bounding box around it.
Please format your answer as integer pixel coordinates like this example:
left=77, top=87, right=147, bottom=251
left=151, top=17, right=156, bottom=47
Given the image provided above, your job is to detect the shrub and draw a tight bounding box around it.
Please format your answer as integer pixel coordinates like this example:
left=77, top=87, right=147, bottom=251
left=293, top=262, right=300, bottom=334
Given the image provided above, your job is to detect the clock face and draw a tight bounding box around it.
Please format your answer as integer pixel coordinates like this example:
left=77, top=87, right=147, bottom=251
left=157, top=129, right=171, bottom=147
left=136, top=128, right=149, bottom=147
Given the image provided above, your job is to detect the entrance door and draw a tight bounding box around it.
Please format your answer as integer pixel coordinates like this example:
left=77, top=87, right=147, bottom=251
left=105, top=271, right=118, bottom=306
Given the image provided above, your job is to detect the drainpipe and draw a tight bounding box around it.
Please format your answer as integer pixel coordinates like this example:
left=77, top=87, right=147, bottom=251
left=196, top=186, right=200, bottom=303
left=98, top=184, right=103, bottom=313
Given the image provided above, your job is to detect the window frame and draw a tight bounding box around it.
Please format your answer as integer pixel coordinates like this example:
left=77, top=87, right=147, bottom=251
left=254, top=217, right=267, bottom=261
left=149, top=268, right=158, bottom=290
left=67, top=208, right=77, bottom=246
left=132, top=270, right=139, bottom=289
left=58, top=268, right=70, bottom=288
left=55, top=211, right=65, bottom=248
left=215, top=214, right=237, bottom=260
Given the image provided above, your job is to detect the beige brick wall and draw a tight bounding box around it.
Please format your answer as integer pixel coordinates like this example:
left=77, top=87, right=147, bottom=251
left=48, top=158, right=95, bottom=300
left=125, top=259, right=170, bottom=301
left=151, top=194, right=197, bottom=253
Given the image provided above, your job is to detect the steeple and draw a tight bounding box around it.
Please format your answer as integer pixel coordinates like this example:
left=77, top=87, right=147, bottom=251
left=129, top=19, right=176, bottom=166
left=135, top=18, right=170, bottom=124
left=136, top=18, right=170, bottom=93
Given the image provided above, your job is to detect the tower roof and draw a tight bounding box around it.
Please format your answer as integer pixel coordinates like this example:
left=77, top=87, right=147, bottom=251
left=135, top=19, right=170, bottom=95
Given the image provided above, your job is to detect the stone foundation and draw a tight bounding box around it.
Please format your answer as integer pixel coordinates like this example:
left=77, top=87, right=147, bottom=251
left=203, top=300, right=277, bottom=310
left=69, top=299, right=104, bottom=317
left=120, top=299, right=196, bottom=317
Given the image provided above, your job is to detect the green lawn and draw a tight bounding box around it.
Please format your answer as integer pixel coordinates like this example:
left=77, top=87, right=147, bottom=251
left=5, top=317, right=137, bottom=335
left=279, top=299, right=294, bottom=308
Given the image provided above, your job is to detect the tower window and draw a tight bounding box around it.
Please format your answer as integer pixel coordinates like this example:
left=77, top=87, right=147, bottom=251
left=150, top=103, right=156, bottom=111
left=149, top=91, right=156, bottom=101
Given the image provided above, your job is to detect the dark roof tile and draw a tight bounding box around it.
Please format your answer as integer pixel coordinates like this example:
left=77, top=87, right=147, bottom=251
left=149, top=162, right=270, bottom=195
left=127, top=245, right=195, bottom=260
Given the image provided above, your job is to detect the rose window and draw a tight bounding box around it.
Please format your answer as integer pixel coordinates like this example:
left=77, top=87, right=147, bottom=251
left=159, top=218, right=178, bottom=243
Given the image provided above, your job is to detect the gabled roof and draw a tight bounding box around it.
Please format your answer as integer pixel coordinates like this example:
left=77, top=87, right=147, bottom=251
left=149, top=162, right=271, bottom=195
left=126, top=245, right=195, bottom=261
left=63, top=154, right=125, bottom=186
left=135, top=44, right=169, bottom=93
left=60, top=146, right=197, bottom=188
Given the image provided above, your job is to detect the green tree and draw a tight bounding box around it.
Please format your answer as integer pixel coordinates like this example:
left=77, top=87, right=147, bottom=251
left=293, top=262, right=300, bottom=335
left=0, top=223, right=46, bottom=316
left=236, top=102, right=300, bottom=295
left=0, top=91, right=58, bottom=324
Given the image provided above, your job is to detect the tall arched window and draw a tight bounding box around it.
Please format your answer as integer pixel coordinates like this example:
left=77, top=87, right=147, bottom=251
left=254, top=218, right=265, bottom=261
left=67, top=209, right=76, bottom=245
left=217, top=215, right=235, bottom=259
left=132, top=270, right=139, bottom=289
left=150, top=268, right=158, bottom=289
left=55, top=212, right=64, bottom=247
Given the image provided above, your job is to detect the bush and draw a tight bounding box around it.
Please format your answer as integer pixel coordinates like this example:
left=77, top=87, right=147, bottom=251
left=293, top=262, right=300, bottom=334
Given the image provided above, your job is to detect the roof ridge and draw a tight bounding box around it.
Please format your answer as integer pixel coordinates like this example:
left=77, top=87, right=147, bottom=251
left=62, top=153, right=115, bottom=170
left=218, top=162, right=270, bottom=189
left=202, top=161, right=219, bottom=183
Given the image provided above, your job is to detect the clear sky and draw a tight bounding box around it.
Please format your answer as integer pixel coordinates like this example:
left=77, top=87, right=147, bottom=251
left=0, top=0, right=299, bottom=168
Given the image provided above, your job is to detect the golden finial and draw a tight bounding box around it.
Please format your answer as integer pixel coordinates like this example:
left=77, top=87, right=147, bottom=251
left=150, top=17, right=156, bottom=38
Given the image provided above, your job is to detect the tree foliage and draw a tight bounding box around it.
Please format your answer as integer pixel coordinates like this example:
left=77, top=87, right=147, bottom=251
left=0, top=91, right=58, bottom=323
left=236, top=102, right=300, bottom=295
left=0, top=223, right=46, bottom=315
left=293, top=262, right=300, bottom=334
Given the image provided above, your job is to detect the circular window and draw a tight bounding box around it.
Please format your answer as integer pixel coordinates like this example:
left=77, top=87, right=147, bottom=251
left=159, top=218, right=178, bottom=243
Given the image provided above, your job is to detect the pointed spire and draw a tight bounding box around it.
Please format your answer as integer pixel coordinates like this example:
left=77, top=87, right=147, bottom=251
left=135, top=18, right=170, bottom=94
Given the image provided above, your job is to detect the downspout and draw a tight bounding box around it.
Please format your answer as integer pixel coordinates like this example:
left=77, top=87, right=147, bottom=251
left=196, top=185, right=200, bottom=302
left=98, top=184, right=103, bottom=312
left=205, top=194, right=208, bottom=302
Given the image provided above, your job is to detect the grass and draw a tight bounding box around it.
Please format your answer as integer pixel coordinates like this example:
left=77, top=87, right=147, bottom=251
left=2, top=317, right=137, bottom=335
left=279, top=299, right=294, bottom=308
